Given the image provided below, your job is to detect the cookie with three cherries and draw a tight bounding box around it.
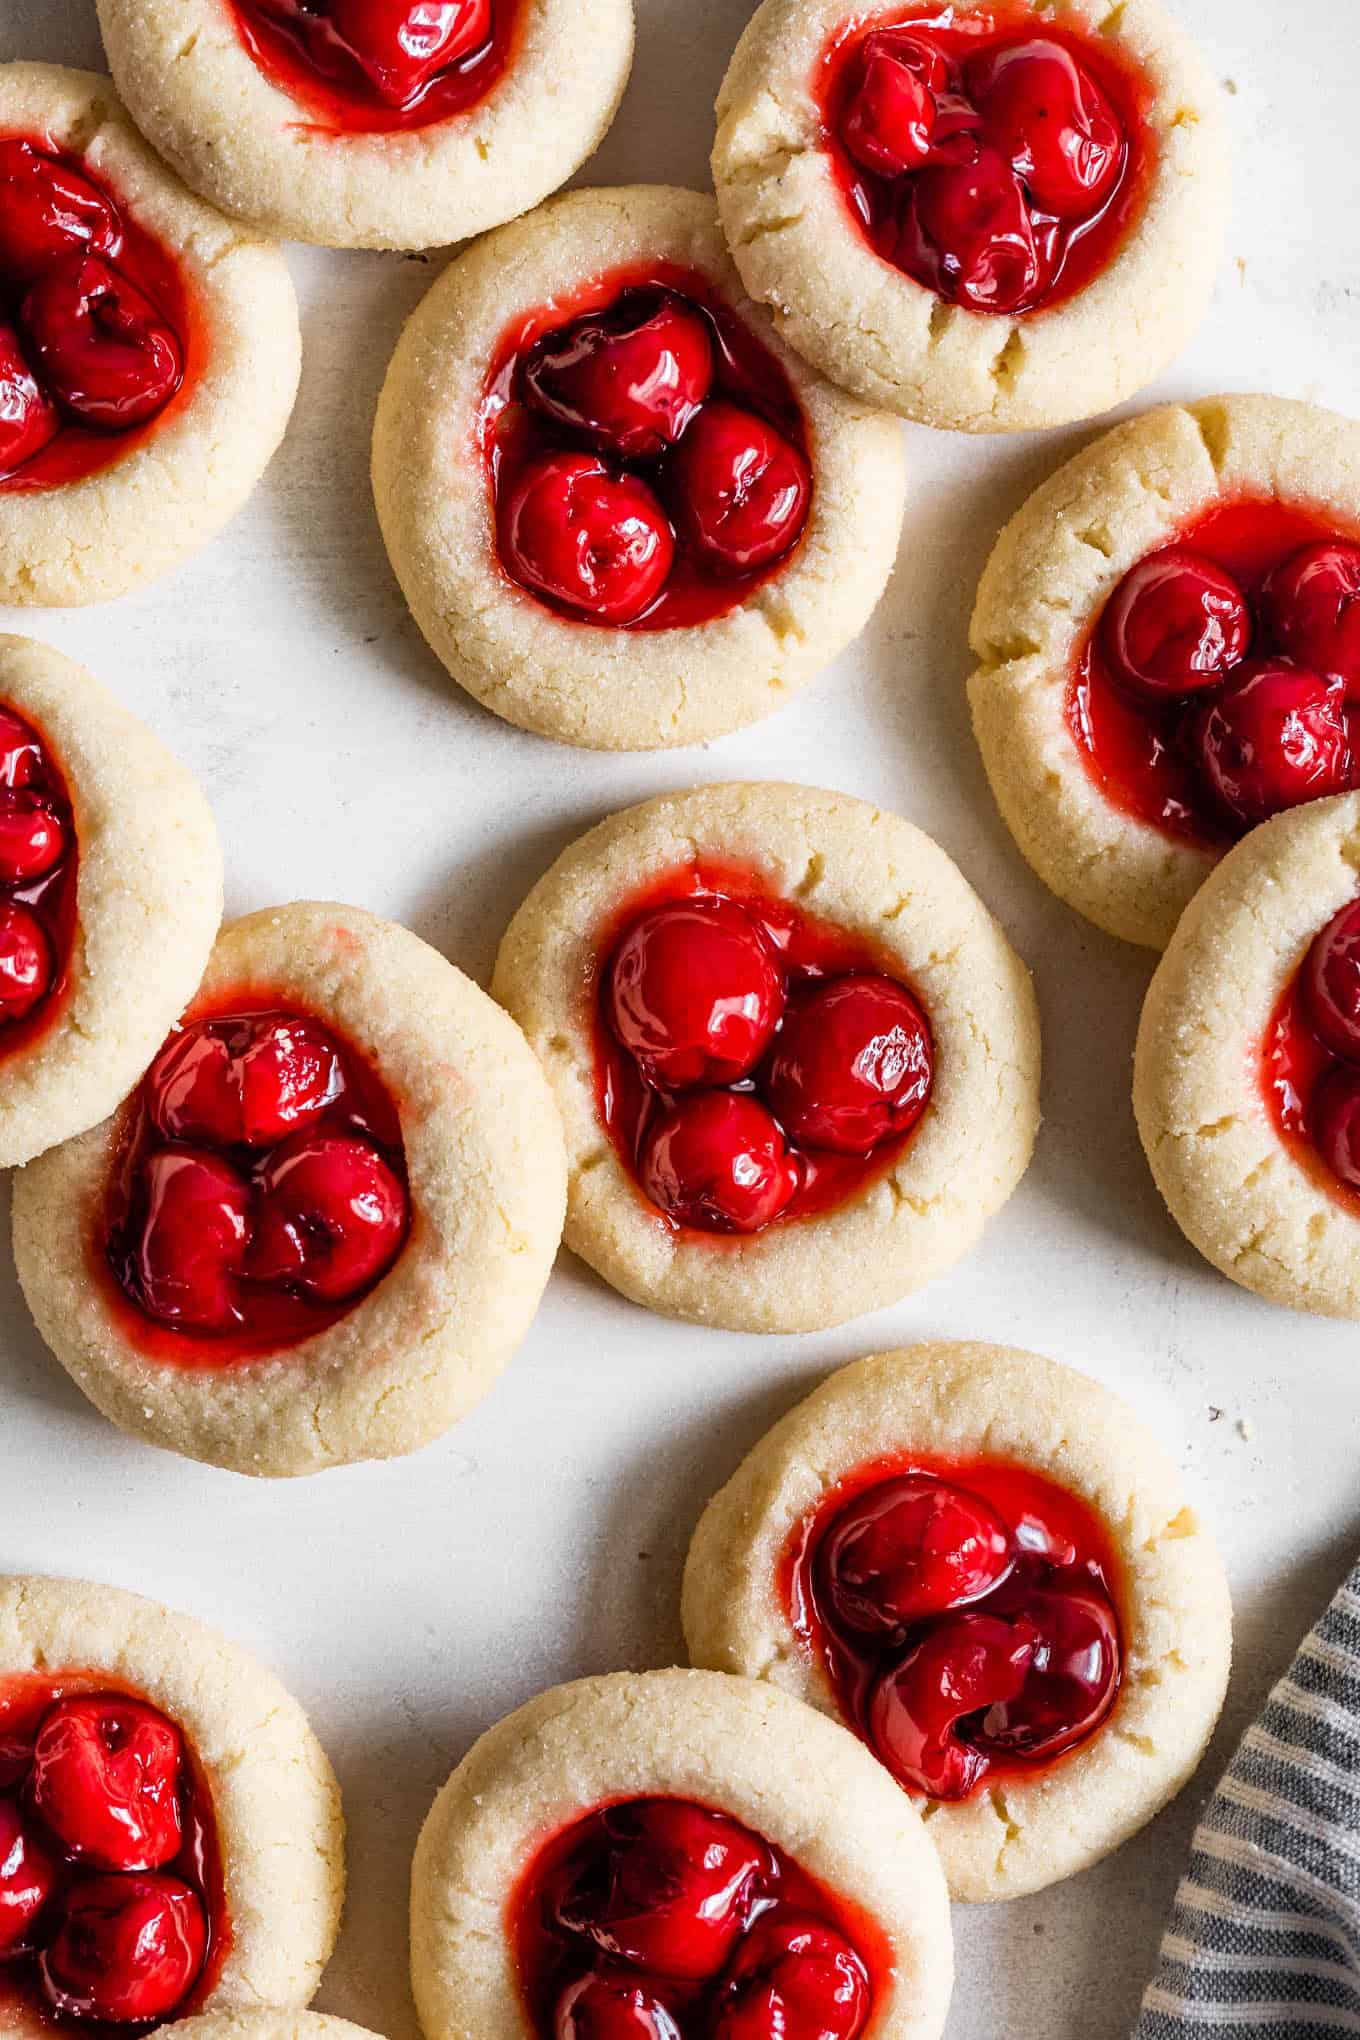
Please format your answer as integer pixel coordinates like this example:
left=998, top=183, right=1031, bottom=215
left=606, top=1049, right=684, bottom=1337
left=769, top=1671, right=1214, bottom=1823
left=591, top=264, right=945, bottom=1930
left=411, top=1668, right=953, bottom=2040
left=13, top=900, right=567, bottom=1477
left=685, top=1343, right=1232, bottom=1900
left=492, top=782, right=1040, bottom=1332
left=373, top=186, right=907, bottom=750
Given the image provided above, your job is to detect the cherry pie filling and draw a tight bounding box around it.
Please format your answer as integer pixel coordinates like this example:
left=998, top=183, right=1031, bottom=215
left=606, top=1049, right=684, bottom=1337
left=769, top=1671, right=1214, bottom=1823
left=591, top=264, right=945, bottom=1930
left=0, top=136, right=190, bottom=492
left=101, top=999, right=411, bottom=1362
left=591, top=863, right=933, bottom=1237
left=1262, top=894, right=1360, bottom=1210
left=0, top=1675, right=228, bottom=2032
left=784, top=1455, right=1122, bottom=1802
left=512, top=1795, right=888, bottom=2040
left=817, top=5, right=1153, bottom=317
left=480, top=266, right=813, bottom=631
left=1068, top=503, right=1360, bottom=846
left=0, top=703, right=77, bottom=1062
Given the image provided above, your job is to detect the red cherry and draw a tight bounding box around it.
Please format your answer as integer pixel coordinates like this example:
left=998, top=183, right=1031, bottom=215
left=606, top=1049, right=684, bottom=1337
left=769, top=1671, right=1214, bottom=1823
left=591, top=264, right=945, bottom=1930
left=1304, top=900, right=1360, bottom=1063
left=29, top=1695, right=184, bottom=1873
left=817, top=1475, right=1013, bottom=1637
left=637, top=1091, right=800, bottom=1234
left=317, top=0, right=490, bottom=106
left=764, top=974, right=932, bottom=1156
left=712, top=1911, right=871, bottom=2040
left=667, top=401, right=810, bottom=577
left=0, top=710, right=41, bottom=791
left=523, top=289, right=714, bottom=462
left=130, top=1145, right=251, bottom=1331
left=0, top=322, right=59, bottom=477
left=966, top=37, right=1123, bottom=221
left=866, top=1610, right=1038, bottom=1799
left=1311, top=1064, right=1360, bottom=1193
left=41, top=1872, right=206, bottom=2024
left=0, top=1800, right=58, bottom=1954
left=1264, top=541, right=1360, bottom=696
left=246, top=1131, right=407, bottom=1303
left=554, top=1799, right=769, bottom=1982
left=1191, top=660, right=1351, bottom=828
left=499, top=451, right=675, bottom=625
left=0, top=901, right=53, bottom=1025
left=147, top=1012, right=344, bottom=1148
left=840, top=33, right=944, bottom=179
left=607, top=898, right=785, bottom=1089
left=1098, top=545, right=1252, bottom=701
left=902, top=140, right=1056, bottom=314
left=21, top=254, right=183, bottom=431
left=0, top=792, right=65, bottom=883
left=554, top=1972, right=682, bottom=2040
left=972, top=1574, right=1121, bottom=1759
left=0, top=138, right=120, bottom=286
left=0, top=1737, right=34, bottom=1791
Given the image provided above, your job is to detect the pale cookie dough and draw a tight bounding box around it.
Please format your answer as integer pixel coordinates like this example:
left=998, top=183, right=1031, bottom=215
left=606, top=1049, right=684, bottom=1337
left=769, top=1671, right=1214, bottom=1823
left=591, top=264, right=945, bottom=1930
left=176, top=2019, right=385, bottom=2040
left=683, top=1342, right=1233, bottom=1902
left=12, top=899, right=567, bottom=1477
left=0, top=636, right=222, bottom=1171
left=410, top=1668, right=953, bottom=2040
left=0, top=64, right=299, bottom=607
left=491, top=782, right=1040, bottom=1332
left=1134, top=792, right=1360, bottom=1316
left=0, top=1574, right=344, bottom=2026
left=969, top=395, right=1360, bottom=948
left=95, top=0, right=634, bottom=250
left=372, top=186, right=907, bottom=751
left=713, top=0, right=1226, bottom=432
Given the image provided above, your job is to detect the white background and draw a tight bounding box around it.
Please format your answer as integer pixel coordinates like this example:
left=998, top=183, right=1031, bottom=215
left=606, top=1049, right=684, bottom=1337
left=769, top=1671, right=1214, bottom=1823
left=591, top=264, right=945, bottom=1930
left=1, top=1, right=1359, bottom=2035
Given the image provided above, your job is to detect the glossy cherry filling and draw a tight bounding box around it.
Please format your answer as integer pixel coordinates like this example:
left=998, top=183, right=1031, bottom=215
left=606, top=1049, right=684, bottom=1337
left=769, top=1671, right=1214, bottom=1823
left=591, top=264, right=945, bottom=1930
left=592, top=862, right=933, bottom=1238
left=817, top=5, right=1153, bottom=317
left=1069, top=502, right=1360, bottom=846
left=0, top=703, right=77, bottom=1063
left=226, top=0, right=523, bottom=134
left=1262, top=894, right=1360, bottom=1212
left=102, top=996, right=411, bottom=1363
left=511, top=1796, right=888, bottom=2040
left=0, top=136, right=191, bottom=491
left=481, top=264, right=812, bottom=631
left=784, top=1455, right=1122, bottom=1802
left=0, top=1673, right=228, bottom=2034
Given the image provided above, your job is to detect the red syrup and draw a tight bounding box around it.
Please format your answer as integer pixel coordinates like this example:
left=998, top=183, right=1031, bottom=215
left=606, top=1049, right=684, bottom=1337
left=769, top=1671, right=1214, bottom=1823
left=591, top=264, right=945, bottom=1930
left=224, top=0, right=523, bottom=135
left=783, top=1454, right=1123, bottom=1803
left=1263, top=895, right=1360, bottom=1212
left=0, top=704, right=78, bottom=1065
left=1069, top=501, right=1360, bottom=846
left=0, top=137, right=194, bottom=493
left=816, top=4, right=1155, bottom=317
left=479, top=265, right=812, bottom=632
left=510, top=1796, right=890, bottom=2040
left=101, top=994, right=411, bottom=1365
left=0, top=1673, right=229, bottom=2036
left=591, top=861, right=934, bottom=1239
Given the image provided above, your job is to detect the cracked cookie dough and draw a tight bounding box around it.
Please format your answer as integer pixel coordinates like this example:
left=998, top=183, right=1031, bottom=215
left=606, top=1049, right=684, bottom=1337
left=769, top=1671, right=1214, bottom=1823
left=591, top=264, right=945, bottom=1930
left=0, top=63, right=299, bottom=606
left=683, top=1342, right=1233, bottom=1902
left=12, top=900, right=567, bottom=1477
left=176, top=2020, right=386, bottom=2040
left=0, top=636, right=222, bottom=1171
left=410, top=1667, right=953, bottom=2040
left=491, top=782, right=1040, bottom=1332
left=712, top=0, right=1226, bottom=431
left=372, top=186, right=907, bottom=751
left=94, top=0, right=633, bottom=251
left=0, top=1573, right=344, bottom=2029
left=969, top=395, right=1360, bottom=948
left=1134, top=792, right=1360, bottom=1317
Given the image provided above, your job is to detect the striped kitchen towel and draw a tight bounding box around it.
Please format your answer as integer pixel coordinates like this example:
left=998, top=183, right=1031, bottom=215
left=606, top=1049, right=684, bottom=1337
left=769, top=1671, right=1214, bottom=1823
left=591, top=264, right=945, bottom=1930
left=1136, top=1559, right=1360, bottom=2037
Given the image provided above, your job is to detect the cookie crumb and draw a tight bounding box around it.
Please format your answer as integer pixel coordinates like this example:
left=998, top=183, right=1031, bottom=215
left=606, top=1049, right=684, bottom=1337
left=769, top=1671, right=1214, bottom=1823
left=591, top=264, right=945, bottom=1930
left=1237, top=1417, right=1254, bottom=1442
left=1223, top=77, right=1238, bottom=94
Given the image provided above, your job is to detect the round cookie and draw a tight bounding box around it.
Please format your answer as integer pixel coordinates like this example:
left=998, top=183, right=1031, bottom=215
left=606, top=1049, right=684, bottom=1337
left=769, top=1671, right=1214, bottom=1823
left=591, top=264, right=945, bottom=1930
left=177, top=2021, right=386, bottom=2040
left=0, top=1573, right=344, bottom=2032
left=0, top=64, right=299, bottom=606
left=12, top=899, right=567, bottom=1477
left=683, top=1342, right=1233, bottom=1902
left=95, top=0, right=634, bottom=252
left=0, top=635, right=222, bottom=1170
left=410, top=1667, right=953, bottom=2040
left=491, top=782, right=1040, bottom=1333
left=1134, top=792, right=1360, bottom=1317
left=969, top=395, right=1360, bottom=948
left=712, top=0, right=1226, bottom=432
left=372, top=185, right=907, bottom=751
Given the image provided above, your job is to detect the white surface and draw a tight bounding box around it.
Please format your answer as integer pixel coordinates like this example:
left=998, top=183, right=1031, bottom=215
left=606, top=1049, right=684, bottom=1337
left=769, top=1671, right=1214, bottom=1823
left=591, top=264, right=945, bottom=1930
left=1, top=4, right=1358, bottom=2037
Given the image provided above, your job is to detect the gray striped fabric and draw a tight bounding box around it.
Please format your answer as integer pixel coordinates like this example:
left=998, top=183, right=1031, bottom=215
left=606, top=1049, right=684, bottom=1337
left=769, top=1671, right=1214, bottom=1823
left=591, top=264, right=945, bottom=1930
left=1135, top=1562, right=1360, bottom=2038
